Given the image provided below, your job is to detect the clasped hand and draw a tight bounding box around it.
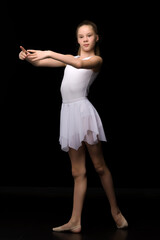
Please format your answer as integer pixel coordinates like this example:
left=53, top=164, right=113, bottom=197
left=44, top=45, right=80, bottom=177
left=27, top=50, right=50, bottom=61
left=19, top=46, right=50, bottom=61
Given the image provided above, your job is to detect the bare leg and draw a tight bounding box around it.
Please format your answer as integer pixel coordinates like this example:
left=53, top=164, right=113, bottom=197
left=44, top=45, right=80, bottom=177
left=53, top=143, right=87, bottom=233
left=69, top=143, right=87, bottom=225
left=85, top=141, right=128, bottom=228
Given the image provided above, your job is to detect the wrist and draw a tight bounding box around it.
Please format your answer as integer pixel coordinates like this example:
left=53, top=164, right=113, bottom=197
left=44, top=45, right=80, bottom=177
left=47, top=50, right=52, bottom=58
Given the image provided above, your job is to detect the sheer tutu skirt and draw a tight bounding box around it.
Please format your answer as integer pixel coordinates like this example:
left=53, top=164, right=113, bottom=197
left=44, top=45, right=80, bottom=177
left=59, top=98, right=107, bottom=152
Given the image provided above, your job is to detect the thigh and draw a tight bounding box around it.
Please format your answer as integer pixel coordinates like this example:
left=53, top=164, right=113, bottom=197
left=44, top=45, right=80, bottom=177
left=68, top=143, right=86, bottom=173
left=85, top=141, right=106, bottom=167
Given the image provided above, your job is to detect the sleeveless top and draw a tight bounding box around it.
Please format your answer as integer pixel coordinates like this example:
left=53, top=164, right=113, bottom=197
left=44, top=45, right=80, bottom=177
left=59, top=56, right=107, bottom=152
left=60, top=56, right=98, bottom=103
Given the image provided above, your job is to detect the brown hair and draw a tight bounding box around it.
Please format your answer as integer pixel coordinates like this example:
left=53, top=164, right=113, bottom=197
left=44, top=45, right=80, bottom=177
left=76, top=20, right=100, bottom=56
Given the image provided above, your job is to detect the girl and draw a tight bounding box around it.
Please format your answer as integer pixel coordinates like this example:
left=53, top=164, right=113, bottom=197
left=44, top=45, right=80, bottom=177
left=19, top=20, right=128, bottom=233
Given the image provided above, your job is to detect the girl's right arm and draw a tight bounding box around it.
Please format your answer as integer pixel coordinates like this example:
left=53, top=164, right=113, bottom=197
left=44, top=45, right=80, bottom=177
left=19, top=46, right=65, bottom=68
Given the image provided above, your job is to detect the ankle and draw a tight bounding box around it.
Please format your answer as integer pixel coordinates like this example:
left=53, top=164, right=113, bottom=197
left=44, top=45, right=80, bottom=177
left=69, top=217, right=81, bottom=226
left=111, top=207, right=121, bottom=217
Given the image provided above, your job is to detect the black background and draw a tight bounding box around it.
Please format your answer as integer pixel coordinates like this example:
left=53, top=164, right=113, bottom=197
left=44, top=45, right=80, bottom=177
left=1, top=1, right=158, bottom=188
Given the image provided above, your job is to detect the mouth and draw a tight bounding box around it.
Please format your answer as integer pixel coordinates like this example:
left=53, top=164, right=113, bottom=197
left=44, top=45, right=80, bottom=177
left=83, top=44, right=89, bottom=47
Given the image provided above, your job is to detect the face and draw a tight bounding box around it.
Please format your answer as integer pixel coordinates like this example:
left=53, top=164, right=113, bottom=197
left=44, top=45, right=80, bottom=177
left=77, top=25, right=99, bottom=54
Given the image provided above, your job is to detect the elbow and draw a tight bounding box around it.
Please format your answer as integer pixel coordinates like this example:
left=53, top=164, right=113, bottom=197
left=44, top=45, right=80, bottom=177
left=75, top=59, right=83, bottom=69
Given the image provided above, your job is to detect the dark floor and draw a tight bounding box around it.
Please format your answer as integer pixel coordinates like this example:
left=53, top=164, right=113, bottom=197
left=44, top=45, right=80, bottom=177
left=0, top=187, right=160, bottom=240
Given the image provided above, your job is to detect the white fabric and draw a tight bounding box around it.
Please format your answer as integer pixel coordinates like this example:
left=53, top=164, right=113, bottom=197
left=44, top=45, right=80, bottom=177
left=60, top=58, right=98, bottom=103
left=59, top=57, right=107, bottom=152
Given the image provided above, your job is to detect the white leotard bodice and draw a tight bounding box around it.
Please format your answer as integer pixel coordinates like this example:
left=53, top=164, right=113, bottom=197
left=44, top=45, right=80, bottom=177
left=60, top=56, right=98, bottom=103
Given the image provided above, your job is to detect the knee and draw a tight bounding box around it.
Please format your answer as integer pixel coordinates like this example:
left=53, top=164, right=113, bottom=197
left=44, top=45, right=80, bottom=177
left=72, top=167, right=86, bottom=179
left=94, top=164, right=106, bottom=176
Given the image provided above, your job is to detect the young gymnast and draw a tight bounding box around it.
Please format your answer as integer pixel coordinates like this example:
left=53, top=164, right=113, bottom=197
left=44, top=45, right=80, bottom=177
left=19, top=20, right=128, bottom=233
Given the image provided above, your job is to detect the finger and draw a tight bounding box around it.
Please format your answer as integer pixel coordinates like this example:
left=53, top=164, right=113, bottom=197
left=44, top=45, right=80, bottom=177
left=27, top=49, right=36, bottom=53
left=22, top=53, right=27, bottom=58
left=20, top=52, right=27, bottom=59
left=20, top=46, right=28, bottom=54
left=27, top=53, right=36, bottom=58
left=27, top=55, right=38, bottom=61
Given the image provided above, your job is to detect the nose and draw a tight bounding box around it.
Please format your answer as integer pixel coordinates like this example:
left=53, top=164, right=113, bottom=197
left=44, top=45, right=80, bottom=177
left=83, top=36, right=88, bottom=42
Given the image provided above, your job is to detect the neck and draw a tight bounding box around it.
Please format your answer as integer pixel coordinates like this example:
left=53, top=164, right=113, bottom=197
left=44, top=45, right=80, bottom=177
left=79, top=49, right=95, bottom=58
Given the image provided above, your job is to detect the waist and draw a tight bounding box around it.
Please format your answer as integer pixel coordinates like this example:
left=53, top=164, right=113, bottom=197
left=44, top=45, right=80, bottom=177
left=62, top=96, right=87, bottom=104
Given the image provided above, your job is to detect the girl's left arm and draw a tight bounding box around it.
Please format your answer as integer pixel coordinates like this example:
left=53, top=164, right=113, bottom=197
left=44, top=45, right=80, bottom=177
left=27, top=50, right=102, bottom=70
left=49, top=51, right=103, bottom=70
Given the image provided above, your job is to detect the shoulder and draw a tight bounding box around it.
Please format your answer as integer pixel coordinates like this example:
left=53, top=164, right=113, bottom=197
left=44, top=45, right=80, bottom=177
left=93, top=55, right=103, bottom=61
left=90, top=55, right=103, bottom=65
left=96, top=55, right=103, bottom=64
left=91, top=56, right=103, bottom=72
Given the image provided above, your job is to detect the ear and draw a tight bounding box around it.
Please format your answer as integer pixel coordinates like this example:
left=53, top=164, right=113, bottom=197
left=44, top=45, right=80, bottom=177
left=96, top=35, right=99, bottom=42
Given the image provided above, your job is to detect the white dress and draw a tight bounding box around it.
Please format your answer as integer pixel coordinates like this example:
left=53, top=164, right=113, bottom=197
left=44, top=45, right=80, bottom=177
left=59, top=56, right=107, bottom=152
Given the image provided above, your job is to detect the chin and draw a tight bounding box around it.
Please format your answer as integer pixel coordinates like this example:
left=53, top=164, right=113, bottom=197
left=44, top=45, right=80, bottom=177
left=83, top=47, right=92, bottom=52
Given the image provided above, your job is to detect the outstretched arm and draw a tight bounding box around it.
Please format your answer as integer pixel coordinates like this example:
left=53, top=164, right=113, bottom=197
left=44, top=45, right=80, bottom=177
left=19, top=46, right=65, bottom=67
left=27, top=50, right=103, bottom=71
